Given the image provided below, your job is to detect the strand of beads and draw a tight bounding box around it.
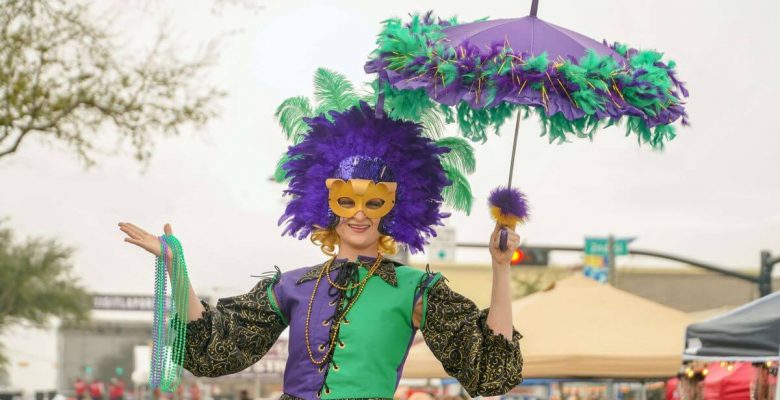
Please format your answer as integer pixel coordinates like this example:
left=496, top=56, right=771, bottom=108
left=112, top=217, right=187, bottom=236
left=149, top=238, right=168, bottom=389
left=304, top=255, right=382, bottom=366
left=150, top=234, right=190, bottom=393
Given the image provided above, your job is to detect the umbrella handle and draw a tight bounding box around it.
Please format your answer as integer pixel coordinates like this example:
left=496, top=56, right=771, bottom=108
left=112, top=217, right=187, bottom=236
left=499, top=228, right=509, bottom=251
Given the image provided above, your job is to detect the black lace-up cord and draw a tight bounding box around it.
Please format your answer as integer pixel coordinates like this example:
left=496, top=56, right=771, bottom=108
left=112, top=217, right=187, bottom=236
left=318, top=263, right=359, bottom=396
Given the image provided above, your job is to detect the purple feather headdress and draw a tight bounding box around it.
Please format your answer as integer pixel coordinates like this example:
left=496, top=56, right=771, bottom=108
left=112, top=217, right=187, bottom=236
left=278, top=102, right=450, bottom=253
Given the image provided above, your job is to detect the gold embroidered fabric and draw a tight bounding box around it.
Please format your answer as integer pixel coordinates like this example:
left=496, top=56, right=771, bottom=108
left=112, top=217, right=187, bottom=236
left=181, top=278, right=287, bottom=377
left=421, top=279, right=524, bottom=397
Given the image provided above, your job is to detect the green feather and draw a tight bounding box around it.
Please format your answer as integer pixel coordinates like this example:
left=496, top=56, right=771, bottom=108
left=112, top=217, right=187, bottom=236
left=436, top=137, right=476, bottom=174
left=274, top=96, right=313, bottom=143
left=441, top=164, right=473, bottom=214
left=417, top=107, right=446, bottom=139
left=272, top=153, right=291, bottom=183
left=313, top=68, right=360, bottom=115
left=523, top=52, right=549, bottom=72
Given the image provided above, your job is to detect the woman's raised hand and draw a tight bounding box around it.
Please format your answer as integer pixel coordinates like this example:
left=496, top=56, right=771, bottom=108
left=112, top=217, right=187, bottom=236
left=118, top=222, right=173, bottom=259
left=489, top=223, right=520, bottom=266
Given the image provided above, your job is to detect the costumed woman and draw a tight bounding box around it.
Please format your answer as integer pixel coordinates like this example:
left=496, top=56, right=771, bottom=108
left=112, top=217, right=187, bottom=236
left=118, top=103, right=524, bottom=399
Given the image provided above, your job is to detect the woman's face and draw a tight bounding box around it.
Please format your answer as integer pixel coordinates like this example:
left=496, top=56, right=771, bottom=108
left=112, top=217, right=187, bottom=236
left=334, top=211, right=382, bottom=252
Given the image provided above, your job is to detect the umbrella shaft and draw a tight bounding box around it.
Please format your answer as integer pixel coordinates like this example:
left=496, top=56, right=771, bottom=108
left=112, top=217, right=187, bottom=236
left=530, top=0, right=539, bottom=17
left=507, top=109, right=521, bottom=189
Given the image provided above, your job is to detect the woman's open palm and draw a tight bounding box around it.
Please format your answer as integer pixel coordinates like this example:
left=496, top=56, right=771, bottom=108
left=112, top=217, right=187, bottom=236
left=119, top=222, right=173, bottom=259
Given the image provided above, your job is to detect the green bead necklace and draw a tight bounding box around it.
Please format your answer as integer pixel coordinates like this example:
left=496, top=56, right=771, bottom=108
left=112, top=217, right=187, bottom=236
left=150, top=234, right=189, bottom=392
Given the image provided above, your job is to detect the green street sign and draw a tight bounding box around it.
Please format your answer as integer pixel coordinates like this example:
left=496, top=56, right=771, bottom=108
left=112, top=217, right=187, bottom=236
left=585, top=237, right=634, bottom=256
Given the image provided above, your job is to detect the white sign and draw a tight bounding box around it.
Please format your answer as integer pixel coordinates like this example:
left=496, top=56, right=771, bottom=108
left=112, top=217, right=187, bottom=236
left=428, top=226, right=456, bottom=263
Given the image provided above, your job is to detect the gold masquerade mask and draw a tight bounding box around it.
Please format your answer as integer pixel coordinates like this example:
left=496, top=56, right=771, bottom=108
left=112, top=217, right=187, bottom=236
left=325, top=178, right=397, bottom=219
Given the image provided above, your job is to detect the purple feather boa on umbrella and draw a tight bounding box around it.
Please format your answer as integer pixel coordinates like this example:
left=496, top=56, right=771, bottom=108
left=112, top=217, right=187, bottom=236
left=278, top=102, right=451, bottom=253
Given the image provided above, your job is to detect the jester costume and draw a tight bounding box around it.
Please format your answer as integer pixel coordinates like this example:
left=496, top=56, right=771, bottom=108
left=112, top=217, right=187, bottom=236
left=178, top=103, right=523, bottom=399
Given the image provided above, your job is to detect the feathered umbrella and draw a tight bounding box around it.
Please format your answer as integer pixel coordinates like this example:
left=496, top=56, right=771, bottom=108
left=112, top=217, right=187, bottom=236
left=365, top=0, right=688, bottom=248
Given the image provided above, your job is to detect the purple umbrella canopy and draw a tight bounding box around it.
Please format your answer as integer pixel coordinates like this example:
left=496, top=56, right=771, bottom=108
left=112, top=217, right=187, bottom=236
left=365, top=5, right=689, bottom=148
left=443, top=17, right=624, bottom=63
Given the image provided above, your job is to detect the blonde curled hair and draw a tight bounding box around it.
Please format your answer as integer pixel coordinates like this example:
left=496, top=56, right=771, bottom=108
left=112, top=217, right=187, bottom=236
left=310, top=226, right=397, bottom=256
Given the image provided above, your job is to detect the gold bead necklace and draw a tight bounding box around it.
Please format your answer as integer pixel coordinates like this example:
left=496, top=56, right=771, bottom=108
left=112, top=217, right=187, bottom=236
left=304, top=255, right=382, bottom=366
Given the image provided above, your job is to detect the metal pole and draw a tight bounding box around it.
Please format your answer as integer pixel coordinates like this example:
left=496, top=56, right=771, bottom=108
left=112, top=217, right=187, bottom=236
left=530, top=0, right=539, bottom=17
left=507, top=109, right=522, bottom=189
left=759, top=250, right=776, bottom=297
left=608, top=235, right=616, bottom=286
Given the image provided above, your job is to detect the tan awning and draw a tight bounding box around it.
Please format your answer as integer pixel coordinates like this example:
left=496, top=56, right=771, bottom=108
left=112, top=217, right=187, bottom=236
left=402, top=274, right=691, bottom=379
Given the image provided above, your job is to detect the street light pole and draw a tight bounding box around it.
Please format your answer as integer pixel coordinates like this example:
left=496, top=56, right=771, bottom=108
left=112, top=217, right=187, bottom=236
left=607, top=235, right=616, bottom=286
left=759, top=250, right=778, bottom=297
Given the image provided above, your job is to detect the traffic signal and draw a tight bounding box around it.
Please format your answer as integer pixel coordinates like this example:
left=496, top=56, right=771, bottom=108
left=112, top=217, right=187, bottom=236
left=510, top=247, right=550, bottom=266
left=510, top=249, right=525, bottom=265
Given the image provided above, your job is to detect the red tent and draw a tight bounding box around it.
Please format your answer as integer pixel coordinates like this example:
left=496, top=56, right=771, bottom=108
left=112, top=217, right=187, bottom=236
left=702, top=362, right=755, bottom=400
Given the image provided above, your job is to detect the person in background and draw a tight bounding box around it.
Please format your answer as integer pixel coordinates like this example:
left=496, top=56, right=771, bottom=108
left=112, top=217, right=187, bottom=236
left=188, top=383, right=200, bottom=400
left=74, top=378, right=87, bottom=400
left=108, top=378, right=124, bottom=400
left=89, top=379, right=104, bottom=400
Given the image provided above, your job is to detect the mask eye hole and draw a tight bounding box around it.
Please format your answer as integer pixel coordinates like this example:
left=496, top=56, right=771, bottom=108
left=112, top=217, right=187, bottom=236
left=365, top=198, right=385, bottom=209
left=337, top=197, right=355, bottom=208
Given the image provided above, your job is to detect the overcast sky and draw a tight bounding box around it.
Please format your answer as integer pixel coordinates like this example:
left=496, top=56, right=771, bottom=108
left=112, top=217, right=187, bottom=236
left=1, top=0, right=779, bottom=297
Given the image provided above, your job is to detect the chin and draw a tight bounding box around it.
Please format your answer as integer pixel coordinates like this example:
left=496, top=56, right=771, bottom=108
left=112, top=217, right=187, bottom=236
left=342, top=236, right=379, bottom=249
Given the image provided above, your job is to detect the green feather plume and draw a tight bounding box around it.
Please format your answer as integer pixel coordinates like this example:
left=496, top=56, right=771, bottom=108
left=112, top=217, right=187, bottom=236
left=272, top=153, right=291, bottom=183
left=274, top=96, right=313, bottom=144
left=436, top=137, right=476, bottom=175
left=313, top=68, right=360, bottom=116
left=441, top=164, right=473, bottom=214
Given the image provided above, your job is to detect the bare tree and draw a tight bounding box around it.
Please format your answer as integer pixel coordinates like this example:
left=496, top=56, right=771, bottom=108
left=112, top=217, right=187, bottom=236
left=0, top=0, right=224, bottom=167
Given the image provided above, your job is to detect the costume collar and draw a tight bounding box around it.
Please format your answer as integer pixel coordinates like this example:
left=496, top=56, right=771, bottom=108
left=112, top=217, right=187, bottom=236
left=296, top=255, right=399, bottom=287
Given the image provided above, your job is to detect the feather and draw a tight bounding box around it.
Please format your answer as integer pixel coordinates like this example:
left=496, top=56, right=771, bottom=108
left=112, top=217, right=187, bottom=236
left=441, top=164, right=473, bottom=214
left=274, top=96, right=313, bottom=142
left=313, top=68, right=360, bottom=114
left=436, top=137, right=476, bottom=174
left=488, top=186, right=529, bottom=228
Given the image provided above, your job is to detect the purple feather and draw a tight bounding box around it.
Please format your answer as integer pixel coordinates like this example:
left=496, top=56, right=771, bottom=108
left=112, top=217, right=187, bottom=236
left=279, top=102, right=450, bottom=253
left=488, top=187, right=529, bottom=220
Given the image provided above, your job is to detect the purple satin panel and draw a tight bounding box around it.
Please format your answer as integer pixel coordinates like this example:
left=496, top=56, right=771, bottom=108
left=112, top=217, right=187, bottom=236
left=274, top=266, right=340, bottom=399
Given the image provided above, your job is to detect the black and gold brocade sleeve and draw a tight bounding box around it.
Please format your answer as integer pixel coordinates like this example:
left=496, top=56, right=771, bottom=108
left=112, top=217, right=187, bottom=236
left=181, top=278, right=287, bottom=377
left=421, top=279, right=523, bottom=397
